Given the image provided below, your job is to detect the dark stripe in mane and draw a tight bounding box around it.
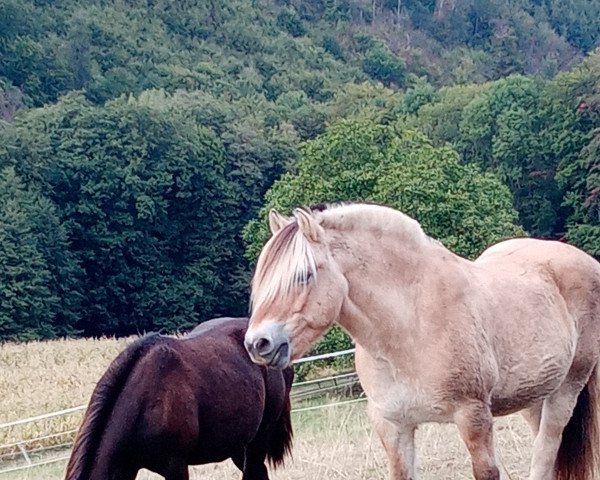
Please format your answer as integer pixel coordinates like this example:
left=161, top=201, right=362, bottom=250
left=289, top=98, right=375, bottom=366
left=65, top=333, right=164, bottom=480
left=309, top=203, right=329, bottom=212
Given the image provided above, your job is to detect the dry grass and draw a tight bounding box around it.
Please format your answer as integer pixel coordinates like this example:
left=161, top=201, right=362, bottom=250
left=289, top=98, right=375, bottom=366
left=1, top=402, right=534, bottom=480
left=0, top=337, right=535, bottom=479
left=176, top=405, right=532, bottom=480
left=1, top=337, right=134, bottom=422
left=0, top=337, right=134, bottom=450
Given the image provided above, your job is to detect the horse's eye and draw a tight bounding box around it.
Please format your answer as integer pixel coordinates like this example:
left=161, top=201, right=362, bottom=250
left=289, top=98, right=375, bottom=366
left=300, top=271, right=313, bottom=285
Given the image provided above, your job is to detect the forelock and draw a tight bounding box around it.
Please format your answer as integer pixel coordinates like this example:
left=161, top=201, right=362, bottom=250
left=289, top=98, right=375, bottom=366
left=251, top=221, right=317, bottom=312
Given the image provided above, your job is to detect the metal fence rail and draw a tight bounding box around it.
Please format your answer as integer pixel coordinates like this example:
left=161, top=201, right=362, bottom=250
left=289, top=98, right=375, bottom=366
left=0, top=348, right=358, bottom=476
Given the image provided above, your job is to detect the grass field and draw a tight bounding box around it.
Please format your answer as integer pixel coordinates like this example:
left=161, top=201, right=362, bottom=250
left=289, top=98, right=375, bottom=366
left=0, top=337, right=534, bottom=479
left=0, top=337, right=132, bottom=422
left=0, top=402, right=534, bottom=480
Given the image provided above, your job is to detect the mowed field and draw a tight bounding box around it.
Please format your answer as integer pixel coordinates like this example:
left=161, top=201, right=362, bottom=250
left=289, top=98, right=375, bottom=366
left=0, top=337, right=535, bottom=479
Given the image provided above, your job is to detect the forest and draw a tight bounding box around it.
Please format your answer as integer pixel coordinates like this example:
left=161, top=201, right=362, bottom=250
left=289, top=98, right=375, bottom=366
left=0, top=0, right=598, bottom=341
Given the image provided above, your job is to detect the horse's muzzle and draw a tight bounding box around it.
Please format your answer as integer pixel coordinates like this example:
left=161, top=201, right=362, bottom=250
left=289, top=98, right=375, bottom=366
left=245, top=323, right=291, bottom=369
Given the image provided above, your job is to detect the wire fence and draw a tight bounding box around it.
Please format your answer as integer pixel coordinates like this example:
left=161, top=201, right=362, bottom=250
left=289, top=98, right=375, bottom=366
left=0, top=348, right=360, bottom=476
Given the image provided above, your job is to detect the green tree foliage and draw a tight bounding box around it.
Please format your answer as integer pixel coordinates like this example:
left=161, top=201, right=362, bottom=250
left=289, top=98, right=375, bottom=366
left=397, top=79, right=439, bottom=115
left=362, top=43, right=407, bottom=87
left=326, top=82, right=403, bottom=122
left=456, top=75, right=564, bottom=235
left=546, top=0, right=600, bottom=52
left=553, top=53, right=600, bottom=256
left=0, top=93, right=242, bottom=336
left=277, top=8, right=307, bottom=37
left=0, top=0, right=361, bottom=108
left=403, top=51, right=600, bottom=256
left=1, top=0, right=600, bottom=343
left=0, top=79, right=24, bottom=121
left=321, top=35, right=346, bottom=60
left=1, top=0, right=597, bottom=110
left=0, top=167, right=81, bottom=341
left=244, top=118, right=522, bottom=260
left=561, top=132, right=600, bottom=256
left=405, top=82, right=490, bottom=145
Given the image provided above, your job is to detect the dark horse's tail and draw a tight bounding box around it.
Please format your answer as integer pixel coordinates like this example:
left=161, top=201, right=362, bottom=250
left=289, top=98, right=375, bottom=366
left=556, top=366, right=600, bottom=480
left=265, top=367, right=294, bottom=468
left=65, top=333, right=163, bottom=480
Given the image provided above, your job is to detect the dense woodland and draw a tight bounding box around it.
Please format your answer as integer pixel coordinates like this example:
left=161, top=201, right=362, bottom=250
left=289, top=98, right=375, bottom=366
left=0, top=0, right=598, bottom=341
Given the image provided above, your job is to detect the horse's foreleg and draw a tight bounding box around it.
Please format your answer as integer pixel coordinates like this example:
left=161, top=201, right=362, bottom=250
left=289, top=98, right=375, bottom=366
left=454, top=401, right=500, bottom=480
left=520, top=402, right=542, bottom=437
left=368, top=403, right=416, bottom=480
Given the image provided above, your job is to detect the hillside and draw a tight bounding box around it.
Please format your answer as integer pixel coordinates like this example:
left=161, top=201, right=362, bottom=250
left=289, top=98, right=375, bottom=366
left=1, top=0, right=599, bottom=112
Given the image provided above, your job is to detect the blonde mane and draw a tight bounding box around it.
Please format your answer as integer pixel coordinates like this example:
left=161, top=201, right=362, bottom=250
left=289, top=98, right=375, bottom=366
left=251, top=203, right=429, bottom=312
left=318, top=203, right=428, bottom=244
left=251, top=221, right=317, bottom=312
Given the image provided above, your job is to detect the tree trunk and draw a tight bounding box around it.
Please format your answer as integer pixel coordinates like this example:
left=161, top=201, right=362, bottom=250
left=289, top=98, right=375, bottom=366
left=434, top=0, right=456, bottom=20
left=372, top=0, right=376, bottom=25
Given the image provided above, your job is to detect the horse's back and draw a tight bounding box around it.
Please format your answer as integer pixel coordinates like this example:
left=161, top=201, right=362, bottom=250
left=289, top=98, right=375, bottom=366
left=477, top=237, right=600, bottom=308
left=473, top=238, right=600, bottom=413
left=479, top=237, right=598, bottom=271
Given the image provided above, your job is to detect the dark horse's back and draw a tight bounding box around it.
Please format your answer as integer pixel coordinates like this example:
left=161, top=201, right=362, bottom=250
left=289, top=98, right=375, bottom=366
left=65, top=318, right=293, bottom=480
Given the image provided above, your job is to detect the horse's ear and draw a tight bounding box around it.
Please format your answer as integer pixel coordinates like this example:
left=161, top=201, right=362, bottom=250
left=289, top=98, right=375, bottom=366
left=268, top=209, right=291, bottom=235
left=294, top=208, right=323, bottom=243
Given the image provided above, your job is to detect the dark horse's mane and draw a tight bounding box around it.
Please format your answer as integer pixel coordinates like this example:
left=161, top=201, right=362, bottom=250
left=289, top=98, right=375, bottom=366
left=266, top=366, right=294, bottom=468
left=65, top=333, right=164, bottom=480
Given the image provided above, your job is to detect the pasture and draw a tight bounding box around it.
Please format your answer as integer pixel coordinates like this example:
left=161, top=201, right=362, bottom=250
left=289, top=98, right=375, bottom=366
left=2, top=336, right=534, bottom=479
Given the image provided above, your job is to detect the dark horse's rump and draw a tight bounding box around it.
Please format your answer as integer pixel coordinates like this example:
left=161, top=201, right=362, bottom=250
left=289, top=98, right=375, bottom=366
left=65, top=318, right=293, bottom=480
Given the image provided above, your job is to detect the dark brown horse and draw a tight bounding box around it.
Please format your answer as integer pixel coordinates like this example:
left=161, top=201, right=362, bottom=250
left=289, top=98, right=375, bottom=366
left=65, top=317, right=293, bottom=480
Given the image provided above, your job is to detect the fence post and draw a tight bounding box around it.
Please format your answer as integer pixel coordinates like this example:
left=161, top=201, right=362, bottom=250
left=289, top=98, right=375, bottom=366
left=17, top=442, right=31, bottom=466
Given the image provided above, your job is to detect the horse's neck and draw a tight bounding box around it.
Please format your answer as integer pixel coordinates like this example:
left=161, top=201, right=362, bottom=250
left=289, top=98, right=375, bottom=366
left=334, top=231, right=458, bottom=355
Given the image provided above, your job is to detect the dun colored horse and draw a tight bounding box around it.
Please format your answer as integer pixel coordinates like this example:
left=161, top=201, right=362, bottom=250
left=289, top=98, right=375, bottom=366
left=65, top=317, right=293, bottom=480
left=245, top=203, right=600, bottom=480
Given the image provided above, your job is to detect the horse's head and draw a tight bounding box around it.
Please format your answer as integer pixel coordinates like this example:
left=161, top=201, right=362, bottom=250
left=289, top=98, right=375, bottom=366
left=245, top=208, right=347, bottom=368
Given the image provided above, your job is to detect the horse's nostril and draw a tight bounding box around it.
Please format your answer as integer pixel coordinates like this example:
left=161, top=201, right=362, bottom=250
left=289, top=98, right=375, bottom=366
left=254, top=337, right=273, bottom=355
